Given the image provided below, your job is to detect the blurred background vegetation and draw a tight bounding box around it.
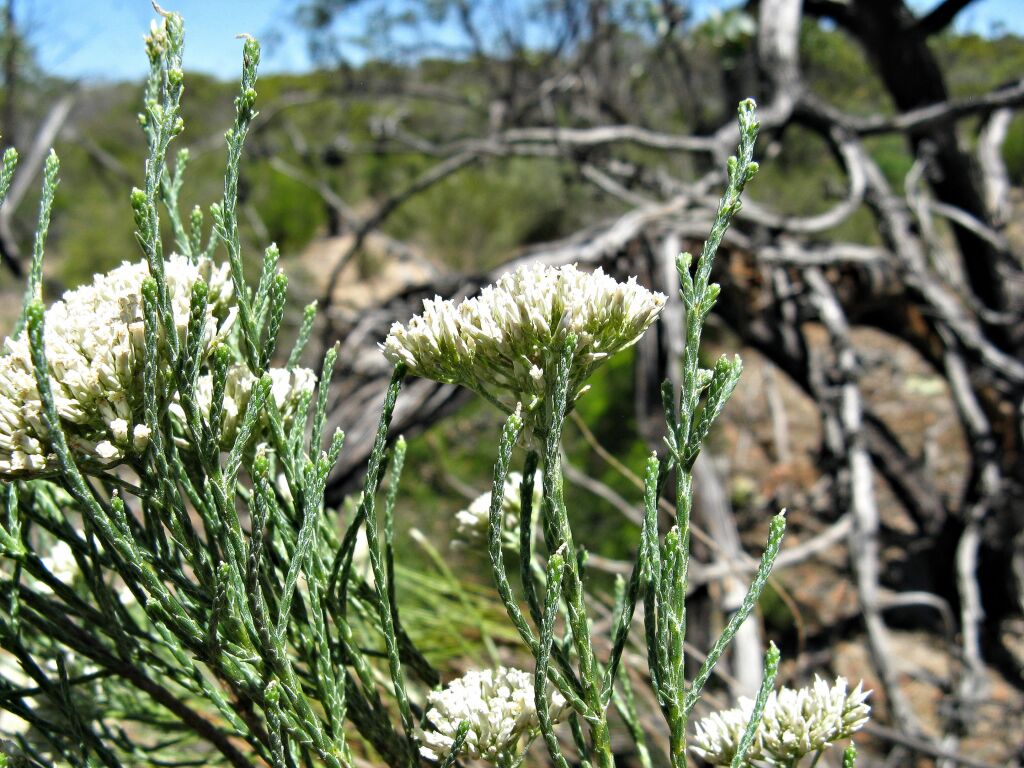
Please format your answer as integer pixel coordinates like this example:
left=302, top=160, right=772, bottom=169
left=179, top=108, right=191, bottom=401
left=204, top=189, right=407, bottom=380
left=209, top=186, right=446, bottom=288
left=1, top=3, right=1020, bottom=294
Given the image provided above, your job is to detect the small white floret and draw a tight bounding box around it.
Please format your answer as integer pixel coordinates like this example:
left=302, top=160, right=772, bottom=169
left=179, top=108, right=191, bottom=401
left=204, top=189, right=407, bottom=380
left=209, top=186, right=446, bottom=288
left=132, top=423, right=152, bottom=451
left=95, top=441, right=119, bottom=460
left=110, top=418, right=129, bottom=443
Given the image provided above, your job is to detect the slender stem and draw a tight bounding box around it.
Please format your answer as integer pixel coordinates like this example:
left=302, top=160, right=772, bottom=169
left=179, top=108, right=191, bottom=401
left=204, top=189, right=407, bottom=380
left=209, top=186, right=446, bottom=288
left=730, top=643, right=781, bottom=768
left=543, top=449, right=614, bottom=768
left=359, top=367, right=417, bottom=766
left=539, top=337, right=614, bottom=768
left=486, top=408, right=588, bottom=715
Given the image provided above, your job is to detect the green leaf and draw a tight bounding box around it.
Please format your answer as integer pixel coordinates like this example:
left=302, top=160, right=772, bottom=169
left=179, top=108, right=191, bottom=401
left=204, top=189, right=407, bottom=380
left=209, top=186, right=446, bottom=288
left=683, top=510, right=786, bottom=718
left=288, top=301, right=318, bottom=369
left=730, top=642, right=780, bottom=767
left=15, top=151, right=59, bottom=338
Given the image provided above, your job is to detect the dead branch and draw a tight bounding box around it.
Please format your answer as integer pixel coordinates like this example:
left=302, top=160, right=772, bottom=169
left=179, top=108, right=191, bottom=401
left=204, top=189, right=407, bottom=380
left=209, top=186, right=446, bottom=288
left=805, top=266, right=925, bottom=737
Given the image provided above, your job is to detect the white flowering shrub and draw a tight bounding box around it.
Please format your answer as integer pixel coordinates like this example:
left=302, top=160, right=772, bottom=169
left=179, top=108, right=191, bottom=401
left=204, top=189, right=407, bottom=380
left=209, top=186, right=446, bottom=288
left=0, top=8, right=870, bottom=768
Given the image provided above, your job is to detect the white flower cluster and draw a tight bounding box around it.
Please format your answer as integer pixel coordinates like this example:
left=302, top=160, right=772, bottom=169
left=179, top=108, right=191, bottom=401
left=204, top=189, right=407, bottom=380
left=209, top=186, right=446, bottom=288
left=455, top=471, right=543, bottom=545
left=382, top=263, right=666, bottom=418
left=172, top=365, right=317, bottom=449
left=691, top=677, right=871, bottom=766
left=0, top=256, right=233, bottom=476
left=420, top=666, right=568, bottom=765
left=691, top=697, right=754, bottom=766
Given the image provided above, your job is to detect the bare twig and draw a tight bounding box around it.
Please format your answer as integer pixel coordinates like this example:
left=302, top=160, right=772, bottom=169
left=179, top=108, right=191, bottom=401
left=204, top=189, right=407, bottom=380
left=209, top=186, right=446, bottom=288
left=805, top=266, right=924, bottom=737
left=977, top=107, right=1013, bottom=226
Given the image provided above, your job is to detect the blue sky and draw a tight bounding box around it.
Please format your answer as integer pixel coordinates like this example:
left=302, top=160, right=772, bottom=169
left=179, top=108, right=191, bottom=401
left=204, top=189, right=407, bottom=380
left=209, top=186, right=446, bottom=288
left=23, top=0, right=1024, bottom=82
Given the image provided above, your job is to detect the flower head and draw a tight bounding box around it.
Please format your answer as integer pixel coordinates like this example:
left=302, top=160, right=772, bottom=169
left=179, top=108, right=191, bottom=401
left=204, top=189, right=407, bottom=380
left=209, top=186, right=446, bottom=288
left=173, top=364, right=316, bottom=450
left=758, top=676, right=870, bottom=762
left=691, top=697, right=755, bottom=766
left=382, top=263, right=665, bottom=420
left=454, top=471, right=543, bottom=545
left=420, top=666, right=567, bottom=765
left=690, top=676, right=871, bottom=766
left=0, top=256, right=233, bottom=477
